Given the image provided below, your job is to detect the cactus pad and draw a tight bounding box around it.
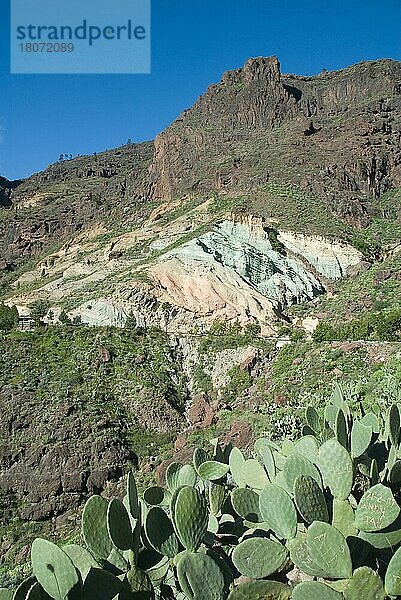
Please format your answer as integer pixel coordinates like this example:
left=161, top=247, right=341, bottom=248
left=294, top=474, right=329, bottom=524
left=173, top=486, right=208, bottom=552
left=317, top=438, right=353, bottom=499
left=344, top=566, right=385, bottom=600
left=229, top=447, right=247, bottom=487
left=62, top=544, right=99, bottom=581
left=259, top=484, right=297, bottom=539
left=198, top=461, right=230, bottom=481
left=107, top=498, right=133, bottom=551
left=31, top=538, right=81, bottom=600
left=232, top=537, right=287, bottom=579
left=306, top=521, right=352, bottom=579
left=332, top=499, right=357, bottom=538
left=351, top=420, right=373, bottom=458
left=292, top=581, right=343, bottom=599
left=288, top=533, right=327, bottom=578
left=385, top=545, right=401, bottom=596
left=283, top=453, right=322, bottom=492
left=231, top=488, right=262, bottom=523
left=355, top=483, right=400, bottom=532
left=240, top=458, right=269, bottom=489
left=177, top=551, right=226, bottom=600
left=82, top=495, right=112, bottom=560
left=209, top=482, right=226, bottom=516
left=227, top=580, right=291, bottom=599
left=145, top=506, right=180, bottom=558
left=82, top=567, right=123, bottom=600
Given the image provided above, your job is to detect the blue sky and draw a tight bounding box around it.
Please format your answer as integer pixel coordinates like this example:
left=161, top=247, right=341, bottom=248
left=1, top=0, right=401, bottom=180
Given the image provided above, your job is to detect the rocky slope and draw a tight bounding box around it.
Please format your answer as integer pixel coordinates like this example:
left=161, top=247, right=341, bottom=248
left=1, top=56, right=401, bottom=582
left=1, top=57, right=401, bottom=334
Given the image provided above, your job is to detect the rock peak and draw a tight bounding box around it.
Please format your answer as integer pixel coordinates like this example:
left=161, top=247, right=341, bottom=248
left=221, top=55, right=281, bottom=85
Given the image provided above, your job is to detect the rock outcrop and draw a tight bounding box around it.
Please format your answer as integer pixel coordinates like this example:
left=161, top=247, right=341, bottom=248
left=148, top=57, right=401, bottom=226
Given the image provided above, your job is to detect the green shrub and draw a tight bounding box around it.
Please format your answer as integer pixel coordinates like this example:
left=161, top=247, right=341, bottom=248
left=0, top=303, right=18, bottom=331
left=30, top=300, right=50, bottom=323
left=313, top=309, right=401, bottom=343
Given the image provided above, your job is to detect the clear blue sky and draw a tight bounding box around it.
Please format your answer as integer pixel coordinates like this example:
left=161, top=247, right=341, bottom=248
left=1, top=0, right=401, bottom=180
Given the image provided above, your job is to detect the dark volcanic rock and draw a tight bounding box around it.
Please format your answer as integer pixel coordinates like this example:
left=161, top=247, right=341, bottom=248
left=148, top=57, right=401, bottom=227
left=2, top=58, right=401, bottom=275
left=0, top=391, right=133, bottom=521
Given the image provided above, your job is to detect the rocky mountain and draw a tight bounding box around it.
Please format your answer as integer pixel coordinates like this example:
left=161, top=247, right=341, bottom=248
left=1, top=56, right=401, bottom=583
left=2, top=57, right=401, bottom=333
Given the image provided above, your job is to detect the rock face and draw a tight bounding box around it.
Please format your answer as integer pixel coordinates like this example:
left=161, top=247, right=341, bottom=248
left=2, top=57, right=401, bottom=277
left=148, top=217, right=363, bottom=327
left=148, top=57, right=401, bottom=225
left=6, top=206, right=365, bottom=333
left=0, top=328, right=186, bottom=521
left=0, top=143, right=153, bottom=269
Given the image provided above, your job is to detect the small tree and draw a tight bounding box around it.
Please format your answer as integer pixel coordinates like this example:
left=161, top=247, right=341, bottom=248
left=59, top=310, right=72, bottom=325
left=125, top=313, right=137, bottom=330
left=30, top=300, right=50, bottom=325
left=0, top=304, right=18, bottom=331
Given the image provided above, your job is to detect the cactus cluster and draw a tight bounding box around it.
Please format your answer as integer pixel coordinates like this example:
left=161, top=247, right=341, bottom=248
left=4, top=384, right=401, bottom=598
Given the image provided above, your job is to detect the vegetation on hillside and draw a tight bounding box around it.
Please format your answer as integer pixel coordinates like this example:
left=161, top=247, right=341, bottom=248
left=3, top=387, right=401, bottom=599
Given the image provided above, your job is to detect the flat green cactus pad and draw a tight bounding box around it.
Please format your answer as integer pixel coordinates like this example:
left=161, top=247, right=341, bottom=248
left=145, top=506, right=180, bottom=558
left=231, top=487, right=262, bottom=523
left=107, top=498, right=134, bottom=551
left=232, top=537, right=287, bottom=579
left=82, top=495, right=113, bottom=560
left=306, top=521, right=352, bottom=579
left=198, top=461, right=230, bottom=481
left=82, top=567, right=123, bottom=600
left=287, top=533, right=327, bottom=578
left=332, top=499, right=358, bottom=538
left=259, top=484, right=297, bottom=539
left=385, top=545, right=401, bottom=595
left=31, top=538, right=82, bottom=600
left=227, top=580, right=291, bottom=599
left=344, top=566, right=385, bottom=600
left=283, top=453, right=322, bottom=492
left=294, top=474, right=329, bottom=524
left=292, top=581, right=343, bottom=599
left=241, top=459, right=269, bottom=489
left=177, top=551, right=226, bottom=600
left=173, top=486, right=208, bottom=552
left=317, top=438, right=353, bottom=499
left=355, top=484, right=400, bottom=532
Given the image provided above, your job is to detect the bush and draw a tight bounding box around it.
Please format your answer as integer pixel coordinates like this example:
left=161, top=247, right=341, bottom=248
left=0, top=303, right=18, bottom=331
left=30, top=300, right=50, bottom=324
left=313, top=309, right=401, bottom=343
left=5, top=385, right=401, bottom=599
left=312, top=321, right=336, bottom=342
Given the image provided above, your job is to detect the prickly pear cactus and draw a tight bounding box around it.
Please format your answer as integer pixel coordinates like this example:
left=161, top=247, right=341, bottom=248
left=292, top=581, right=343, bottom=599
left=294, top=474, right=329, bottom=524
left=145, top=506, right=180, bottom=557
left=176, top=551, right=226, bottom=600
left=306, top=521, right=352, bottom=579
left=8, top=383, right=401, bottom=600
left=232, top=537, right=287, bottom=579
left=173, top=486, right=208, bottom=552
left=227, top=580, right=291, bottom=599
left=82, top=495, right=113, bottom=560
left=344, top=566, right=385, bottom=600
left=317, top=438, right=353, bottom=499
left=31, top=539, right=82, bottom=600
left=259, top=484, right=297, bottom=539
